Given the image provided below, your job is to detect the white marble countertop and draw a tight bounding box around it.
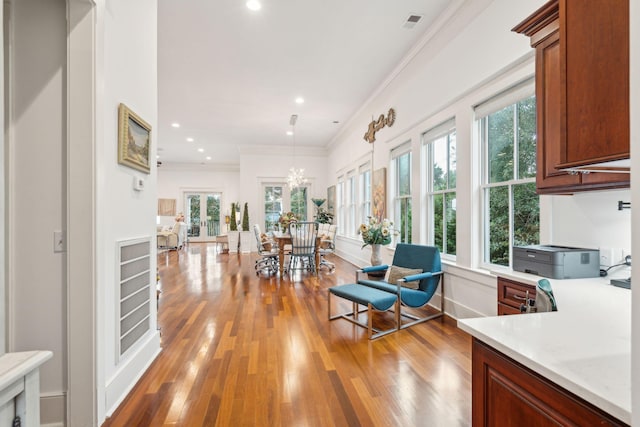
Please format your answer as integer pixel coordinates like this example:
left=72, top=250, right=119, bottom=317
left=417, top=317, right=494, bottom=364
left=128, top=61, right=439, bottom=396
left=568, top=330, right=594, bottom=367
left=458, top=271, right=631, bottom=424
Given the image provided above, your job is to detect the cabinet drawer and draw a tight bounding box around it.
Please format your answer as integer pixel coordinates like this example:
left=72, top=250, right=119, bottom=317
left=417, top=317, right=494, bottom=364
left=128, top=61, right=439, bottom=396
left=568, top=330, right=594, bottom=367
left=497, top=277, right=535, bottom=314
left=498, top=302, right=523, bottom=316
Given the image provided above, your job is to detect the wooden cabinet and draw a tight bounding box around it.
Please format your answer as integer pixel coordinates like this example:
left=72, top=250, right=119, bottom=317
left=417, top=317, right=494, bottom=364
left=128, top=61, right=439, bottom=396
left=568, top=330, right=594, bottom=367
left=497, top=277, right=535, bottom=316
left=513, top=0, right=629, bottom=194
left=472, top=338, right=628, bottom=426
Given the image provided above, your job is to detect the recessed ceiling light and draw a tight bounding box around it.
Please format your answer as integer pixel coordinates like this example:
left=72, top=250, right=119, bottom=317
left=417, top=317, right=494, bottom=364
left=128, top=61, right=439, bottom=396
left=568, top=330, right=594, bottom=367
left=246, top=0, right=261, bottom=11
left=206, top=156, right=212, bottom=160
left=186, top=137, right=194, bottom=142
left=156, top=155, right=160, bottom=159
left=286, top=130, right=294, bottom=136
left=171, top=123, right=180, bottom=128
left=295, top=97, right=305, bottom=104
left=197, top=148, right=204, bottom=153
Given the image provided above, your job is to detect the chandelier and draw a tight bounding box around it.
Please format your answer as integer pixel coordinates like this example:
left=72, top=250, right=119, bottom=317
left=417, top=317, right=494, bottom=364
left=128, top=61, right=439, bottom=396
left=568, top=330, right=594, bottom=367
left=287, top=166, right=307, bottom=189
left=287, top=114, right=307, bottom=189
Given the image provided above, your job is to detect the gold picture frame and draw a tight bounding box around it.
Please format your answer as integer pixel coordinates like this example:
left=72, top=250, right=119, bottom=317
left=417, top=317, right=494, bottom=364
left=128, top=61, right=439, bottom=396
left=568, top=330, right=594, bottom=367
left=118, top=103, right=152, bottom=174
left=372, top=167, right=386, bottom=219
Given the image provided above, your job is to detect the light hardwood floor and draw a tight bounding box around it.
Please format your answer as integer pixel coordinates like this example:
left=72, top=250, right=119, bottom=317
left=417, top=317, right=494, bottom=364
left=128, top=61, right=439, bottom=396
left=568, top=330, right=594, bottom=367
left=103, top=243, right=472, bottom=426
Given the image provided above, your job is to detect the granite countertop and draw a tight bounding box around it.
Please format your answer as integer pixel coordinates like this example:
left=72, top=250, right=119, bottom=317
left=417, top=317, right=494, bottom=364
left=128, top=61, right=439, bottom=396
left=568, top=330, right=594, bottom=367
left=457, top=271, right=631, bottom=424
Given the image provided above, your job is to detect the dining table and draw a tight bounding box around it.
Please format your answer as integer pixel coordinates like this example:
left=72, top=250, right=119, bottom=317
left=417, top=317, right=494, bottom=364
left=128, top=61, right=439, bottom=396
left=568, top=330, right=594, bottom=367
left=272, top=231, right=321, bottom=278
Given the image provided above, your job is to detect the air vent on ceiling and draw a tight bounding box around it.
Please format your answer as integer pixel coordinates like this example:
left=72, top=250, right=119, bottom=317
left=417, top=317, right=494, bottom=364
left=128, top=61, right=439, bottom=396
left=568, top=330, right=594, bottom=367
left=403, top=14, right=423, bottom=29
left=290, top=114, right=298, bottom=126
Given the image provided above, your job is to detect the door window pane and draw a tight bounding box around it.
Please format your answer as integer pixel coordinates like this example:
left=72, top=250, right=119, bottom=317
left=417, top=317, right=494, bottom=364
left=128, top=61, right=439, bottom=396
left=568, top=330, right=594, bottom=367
left=265, top=186, right=283, bottom=232
left=291, top=186, right=308, bottom=220
left=187, top=194, right=201, bottom=238
left=206, top=194, right=221, bottom=236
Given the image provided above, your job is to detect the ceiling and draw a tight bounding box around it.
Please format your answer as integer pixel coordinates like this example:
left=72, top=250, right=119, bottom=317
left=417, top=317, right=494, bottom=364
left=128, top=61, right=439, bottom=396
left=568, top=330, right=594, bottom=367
left=157, top=0, right=453, bottom=166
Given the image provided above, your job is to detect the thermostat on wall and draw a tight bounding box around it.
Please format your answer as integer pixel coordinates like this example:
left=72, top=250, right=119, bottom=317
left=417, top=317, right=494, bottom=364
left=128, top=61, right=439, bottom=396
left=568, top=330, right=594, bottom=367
left=133, top=176, right=145, bottom=191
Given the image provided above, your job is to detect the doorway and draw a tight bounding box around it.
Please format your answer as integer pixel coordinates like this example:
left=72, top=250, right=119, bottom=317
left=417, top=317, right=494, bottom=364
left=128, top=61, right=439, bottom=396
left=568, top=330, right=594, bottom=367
left=262, top=183, right=310, bottom=232
left=184, top=192, right=221, bottom=242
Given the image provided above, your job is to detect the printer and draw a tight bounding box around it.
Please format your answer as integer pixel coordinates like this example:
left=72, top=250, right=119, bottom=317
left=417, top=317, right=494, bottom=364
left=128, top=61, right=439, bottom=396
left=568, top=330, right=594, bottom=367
left=513, top=245, right=600, bottom=279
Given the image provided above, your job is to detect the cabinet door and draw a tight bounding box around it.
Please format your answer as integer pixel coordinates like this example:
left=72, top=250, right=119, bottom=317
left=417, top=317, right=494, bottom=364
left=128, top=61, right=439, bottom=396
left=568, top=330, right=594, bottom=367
left=534, top=30, right=580, bottom=193
left=472, top=339, right=628, bottom=426
left=558, top=0, right=629, bottom=168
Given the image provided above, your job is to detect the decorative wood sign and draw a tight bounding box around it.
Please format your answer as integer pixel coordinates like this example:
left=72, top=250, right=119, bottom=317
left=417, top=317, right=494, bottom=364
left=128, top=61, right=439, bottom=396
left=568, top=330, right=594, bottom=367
left=363, top=108, right=396, bottom=143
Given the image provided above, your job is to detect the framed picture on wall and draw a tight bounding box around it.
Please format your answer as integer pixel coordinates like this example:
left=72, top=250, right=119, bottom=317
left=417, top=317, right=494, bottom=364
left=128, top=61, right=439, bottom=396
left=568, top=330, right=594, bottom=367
left=372, top=167, right=386, bottom=219
left=118, top=103, right=152, bottom=174
left=157, top=198, right=176, bottom=216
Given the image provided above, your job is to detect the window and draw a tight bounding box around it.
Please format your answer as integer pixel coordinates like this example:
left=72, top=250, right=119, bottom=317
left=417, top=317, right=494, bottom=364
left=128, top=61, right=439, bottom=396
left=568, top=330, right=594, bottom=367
left=346, top=171, right=356, bottom=236
left=392, top=144, right=412, bottom=244
left=478, top=80, right=539, bottom=267
left=358, top=163, right=371, bottom=224
left=336, top=177, right=344, bottom=235
left=423, top=119, right=456, bottom=256
left=290, top=186, right=308, bottom=221
left=263, top=184, right=309, bottom=231
left=264, top=185, right=283, bottom=232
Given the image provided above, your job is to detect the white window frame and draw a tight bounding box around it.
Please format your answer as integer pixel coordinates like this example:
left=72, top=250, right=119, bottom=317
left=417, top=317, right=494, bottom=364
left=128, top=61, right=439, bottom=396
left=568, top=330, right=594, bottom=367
left=358, top=162, right=371, bottom=226
left=422, top=118, right=457, bottom=258
left=391, top=142, right=412, bottom=245
left=345, top=170, right=356, bottom=236
left=477, top=78, right=538, bottom=269
left=336, top=176, right=345, bottom=235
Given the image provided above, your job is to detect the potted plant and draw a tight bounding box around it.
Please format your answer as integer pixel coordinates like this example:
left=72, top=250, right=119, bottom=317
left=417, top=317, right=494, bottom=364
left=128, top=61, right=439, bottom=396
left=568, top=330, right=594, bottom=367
left=227, top=202, right=240, bottom=253
left=312, top=198, right=334, bottom=224
left=239, top=202, right=252, bottom=253
left=278, top=211, right=297, bottom=233
left=358, top=216, right=397, bottom=276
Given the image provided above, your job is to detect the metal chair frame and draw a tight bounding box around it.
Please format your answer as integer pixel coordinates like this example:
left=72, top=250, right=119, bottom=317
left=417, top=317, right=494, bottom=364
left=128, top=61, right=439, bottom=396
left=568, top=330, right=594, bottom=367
left=288, top=221, right=318, bottom=274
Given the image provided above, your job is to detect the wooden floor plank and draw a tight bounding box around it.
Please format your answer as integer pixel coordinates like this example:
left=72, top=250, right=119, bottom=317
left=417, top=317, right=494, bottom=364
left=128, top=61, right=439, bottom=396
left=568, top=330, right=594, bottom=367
left=102, top=243, right=472, bottom=426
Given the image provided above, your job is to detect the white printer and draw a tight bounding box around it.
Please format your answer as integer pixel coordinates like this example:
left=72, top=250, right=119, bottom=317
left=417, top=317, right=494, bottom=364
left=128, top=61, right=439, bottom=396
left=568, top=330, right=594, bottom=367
left=513, top=245, right=600, bottom=279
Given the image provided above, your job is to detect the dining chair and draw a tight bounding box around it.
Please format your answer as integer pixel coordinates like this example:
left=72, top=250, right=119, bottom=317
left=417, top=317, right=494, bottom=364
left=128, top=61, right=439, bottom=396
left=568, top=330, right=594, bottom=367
left=288, top=221, right=318, bottom=275
left=253, top=224, right=278, bottom=276
left=317, top=223, right=337, bottom=272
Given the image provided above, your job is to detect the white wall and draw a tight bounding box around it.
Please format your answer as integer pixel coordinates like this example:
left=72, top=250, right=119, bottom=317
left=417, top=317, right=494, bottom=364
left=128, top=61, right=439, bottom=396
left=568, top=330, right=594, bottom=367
left=96, top=0, right=160, bottom=421
left=157, top=163, right=240, bottom=231
left=7, top=1, right=67, bottom=424
left=548, top=189, right=631, bottom=256
left=240, top=145, right=328, bottom=247
left=158, top=146, right=328, bottom=251
left=327, top=0, right=632, bottom=319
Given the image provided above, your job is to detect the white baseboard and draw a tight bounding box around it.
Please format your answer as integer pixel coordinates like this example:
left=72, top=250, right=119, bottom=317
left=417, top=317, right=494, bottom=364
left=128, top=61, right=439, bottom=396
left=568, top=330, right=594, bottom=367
left=40, top=392, right=65, bottom=426
left=104, top=331, right=161, bottom=419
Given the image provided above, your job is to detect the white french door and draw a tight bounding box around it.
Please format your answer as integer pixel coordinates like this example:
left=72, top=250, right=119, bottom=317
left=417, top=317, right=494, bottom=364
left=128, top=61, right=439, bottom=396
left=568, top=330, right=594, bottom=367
left=262, top=183, right=310, bottom=232
left=184, top=192, right=221, bottom=242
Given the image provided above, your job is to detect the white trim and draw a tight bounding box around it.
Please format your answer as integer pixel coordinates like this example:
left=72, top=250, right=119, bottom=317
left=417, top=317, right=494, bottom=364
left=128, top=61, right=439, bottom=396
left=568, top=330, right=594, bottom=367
left=67, top=1, right=97, bottom=425
left=474, top=77, right=535, bottom=119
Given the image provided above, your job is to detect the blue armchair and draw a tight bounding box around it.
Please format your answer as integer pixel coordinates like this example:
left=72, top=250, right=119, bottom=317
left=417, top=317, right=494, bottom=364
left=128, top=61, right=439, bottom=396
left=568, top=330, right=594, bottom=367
left=356, top=243, right=444, bottom=329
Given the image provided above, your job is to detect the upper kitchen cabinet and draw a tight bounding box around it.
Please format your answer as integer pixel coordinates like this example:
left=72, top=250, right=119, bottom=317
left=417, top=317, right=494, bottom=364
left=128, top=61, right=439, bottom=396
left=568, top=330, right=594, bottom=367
left=513, top=0, right=629, bottom=194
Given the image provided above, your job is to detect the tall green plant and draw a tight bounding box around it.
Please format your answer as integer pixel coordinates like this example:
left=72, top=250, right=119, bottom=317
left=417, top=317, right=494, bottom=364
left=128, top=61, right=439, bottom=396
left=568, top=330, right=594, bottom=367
left=242, top=202, right=249, bottom=231
left=229, top=203, right=238, bottom=231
